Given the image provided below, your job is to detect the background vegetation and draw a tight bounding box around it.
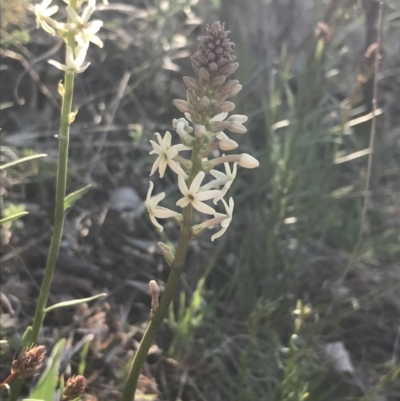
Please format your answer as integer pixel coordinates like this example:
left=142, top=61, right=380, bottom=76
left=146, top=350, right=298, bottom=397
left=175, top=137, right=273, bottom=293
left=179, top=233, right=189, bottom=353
left=1, top=0, right=399, bottom=400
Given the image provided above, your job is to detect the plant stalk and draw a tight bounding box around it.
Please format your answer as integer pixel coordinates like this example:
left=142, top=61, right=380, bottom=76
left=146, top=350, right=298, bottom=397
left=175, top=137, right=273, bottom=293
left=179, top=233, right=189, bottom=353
left=121, top=152, right=201, bottom=401
left=9, top=13, right=77, bottom=399
left=30, top=71, right=74, bottom=344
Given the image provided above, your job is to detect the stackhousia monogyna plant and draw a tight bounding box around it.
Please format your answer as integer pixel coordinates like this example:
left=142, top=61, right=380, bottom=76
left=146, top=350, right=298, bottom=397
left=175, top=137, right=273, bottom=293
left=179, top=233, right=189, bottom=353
left=122, top=21, right=259, bottom=400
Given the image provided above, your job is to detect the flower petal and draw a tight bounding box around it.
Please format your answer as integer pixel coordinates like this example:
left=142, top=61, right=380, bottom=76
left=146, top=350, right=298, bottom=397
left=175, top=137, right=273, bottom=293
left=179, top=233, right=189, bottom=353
left=189, top=172, right=205, bottom=193
left=48, top=60, right=68, bottom=71
left=153, top=207, right=179, bottom=219
left=146, top=181, right=155, bottom=202
left=150, top=156, right=161, bottom=176
left=192, top=199, right=216, bottom=215
left=196, top=190, right=221, bottom=201
left=168, top=160, right=186, bottom=177
left=178, top=175, right=189, bottom=196
left=176, top=197, right=190, bottom=208
left=66, top=6, right=80, bottom=24
left=149, top=213, right=164, bottom=231
left=211, top=225, right=228, bottom=241
left=158, top=158, right=167, bottom=178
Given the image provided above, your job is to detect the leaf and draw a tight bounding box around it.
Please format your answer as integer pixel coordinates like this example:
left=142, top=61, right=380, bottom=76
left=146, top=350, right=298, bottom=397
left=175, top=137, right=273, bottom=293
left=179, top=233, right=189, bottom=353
left=43, top=293, right=107, bottom=313
left=64, top=185, right=91, bottom=211
left=22, top=326, right=32, bottom=348
left=0, top=154, right=47, bottom=170
left=79, top=334, right=93, bottom=376
left=30, top=339, right=66, bottom=401
left=0, top=211, right=28, bottom=225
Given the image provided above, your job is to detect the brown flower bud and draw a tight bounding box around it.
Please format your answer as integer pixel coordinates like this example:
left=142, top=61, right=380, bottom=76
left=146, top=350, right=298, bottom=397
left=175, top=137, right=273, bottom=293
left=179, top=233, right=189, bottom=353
left=215, top=101, right=235, bottom=113
left=198, top=67, right=210, bottom=83
left=183, top=76, right=199, bottom=91
left=219, top=62, right=239, bottom=77
left=187, top=89, right=199, bottom=106
left=211, top=75, right=227, bottom=88
left=190, top=56, right=202, bottom=75
left=200, top=96, right=211, bottom=109
left=63, top=375, right=87, bottom=400
left=193, top=21, right=236, bottom=76
left=173, top=99, right=191, bottom=113
left=219, top=80, right=242, bottom=99
left=11, top=345, right=46, bottom=379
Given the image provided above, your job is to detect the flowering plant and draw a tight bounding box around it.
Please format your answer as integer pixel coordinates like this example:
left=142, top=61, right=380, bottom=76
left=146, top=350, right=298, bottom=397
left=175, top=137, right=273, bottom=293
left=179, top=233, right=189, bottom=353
left=7, top=1, right=104, bottom=399
left=123, top=21, right=258, bottom=400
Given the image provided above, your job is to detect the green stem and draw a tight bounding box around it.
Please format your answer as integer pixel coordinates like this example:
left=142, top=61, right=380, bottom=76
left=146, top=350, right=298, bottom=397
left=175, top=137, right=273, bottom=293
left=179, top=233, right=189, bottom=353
left=9, top=17, right=77, bottom=401
left=30, top=72, right=74, bottom=343
left=121, top=153, right=201, bottom=401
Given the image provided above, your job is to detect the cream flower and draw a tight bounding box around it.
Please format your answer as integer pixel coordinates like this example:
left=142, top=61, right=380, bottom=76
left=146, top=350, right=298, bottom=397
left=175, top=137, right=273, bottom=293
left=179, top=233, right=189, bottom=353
left=150, top=131, right=189, bottom=178
left=65, top=1, right=103, bottom=47
left=177, top=172, right=221, bottom=215
left=211, top=197, right=234, bottom=241
left=145, top=182, right=180, bottom=231
left=48, top=45, right=90, bottom=73
left=201, top=162, right=237, bottom=204
left=35, top=0, right=59, bottom=36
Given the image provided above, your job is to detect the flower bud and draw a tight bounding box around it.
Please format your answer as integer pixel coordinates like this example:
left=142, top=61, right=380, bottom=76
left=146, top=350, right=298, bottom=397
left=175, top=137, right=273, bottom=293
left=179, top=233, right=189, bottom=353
left=149, top=280, right=160, bottom=314
left=228, top=121, right=247, bottom=134
left=63, top=375, right=87, bottom=400
left=183, top=76, right=200, bottom=91
left=187, top=89, right=199, bottom=106
left=11, top=345, right=46, bottom=379
left=173, top=99, right=191, bottom=113
left=200, top=96, right=211, bottom=109
left=219, top=138, right=238, bottom=150
left=211, top=75, right=226, bottom=88
left=216, top=101, right=235, bottom=113
left=219, top=62, right=239, bottom=77
left=157, top=242, right=175, bottom=267
left=228, top=114, right=248, bottom=124
left=199, top=67, right=210, bottom=83
left=219, top=80, right=241, bottom=99
left=238, top=153, right=259, bottom=168
left=195, top=124, right=207, bottom=138
left=190, top=56, right=202, bottom=74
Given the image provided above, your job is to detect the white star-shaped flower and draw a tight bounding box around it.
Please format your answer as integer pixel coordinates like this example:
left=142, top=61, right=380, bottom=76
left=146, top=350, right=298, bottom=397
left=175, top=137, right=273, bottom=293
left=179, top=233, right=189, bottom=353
left=211, top=197, right=234, bottom=241
left=177, top=172, right=221, bottom=215
left=145, top=182, right=180, bottom=231
left=201, top=162, right=237, bottom=204
left=65, top=2, right=103, bottom=47
left=35, top=0, right=59, bottom=36
left=150, top=131, right=189, bottom=178
left=48, top=45, right=90, bottom=73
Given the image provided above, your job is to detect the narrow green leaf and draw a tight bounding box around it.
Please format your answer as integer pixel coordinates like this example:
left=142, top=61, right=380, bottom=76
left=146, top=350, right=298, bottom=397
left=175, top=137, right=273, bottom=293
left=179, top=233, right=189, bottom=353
left=0, top=154, right=47, bottom=171
left=22, top=326, right=32, bottom=348
left=64, top=185, right=91, bottom=211
left=78, top=334, right=93, bottom=376
left=43, top=293, right=107, bottom=313
left=0, top=211, right=28, bottom=225
left=30, top=339, right=66, bottom=401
